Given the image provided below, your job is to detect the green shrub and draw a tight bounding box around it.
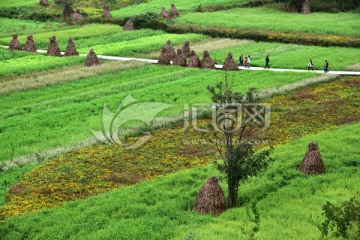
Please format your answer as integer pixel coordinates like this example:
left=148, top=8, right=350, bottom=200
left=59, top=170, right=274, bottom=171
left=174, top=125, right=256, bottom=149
left=320, top=197, right=360, bottom=239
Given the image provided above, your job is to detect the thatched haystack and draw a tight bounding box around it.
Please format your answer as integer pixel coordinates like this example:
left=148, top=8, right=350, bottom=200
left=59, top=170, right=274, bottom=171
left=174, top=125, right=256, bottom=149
left=172, top=49, right=186, bottom=67
left=299, top=142, right=325, bottom=174
left=169, top=3, right=179, bottom=18
left=223, top=53, right=239, bottom=71
left=9, top=34, right=22, bottom=51
left=124, top=19, right=135, bottom=31
left=24, top=35, right=37, bottom=52
left=47, top=36, right=61, bottom=56
left=158, top=46, right=171, bottom=65
left=85, top=49, right=100, bottom=67
left=160, top=7, right=170, bottom=19
left=64, top=37, right=79, bottom=56
left=201, top=50, right=216, bottom=69
left=102, top=5, right=112, bottom=18
left=71, top=9, right=84, bottom=25
left=301, top=0, right=311, bottom=14
left=182, top=41, right=191, bottom=58
left=194, top=176, right=226, bottom=215
left=39, top=0, right=49, bottom=7
left=164, top=39, right=176, bottom=61
left=62, top=0, right=74, bottom=19
left=188, top=50, right=201, bottom=68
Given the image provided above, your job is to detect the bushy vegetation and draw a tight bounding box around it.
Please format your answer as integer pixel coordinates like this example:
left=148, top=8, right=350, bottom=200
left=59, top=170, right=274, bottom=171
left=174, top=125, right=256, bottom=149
left=0, top=123, right=358, bottom=239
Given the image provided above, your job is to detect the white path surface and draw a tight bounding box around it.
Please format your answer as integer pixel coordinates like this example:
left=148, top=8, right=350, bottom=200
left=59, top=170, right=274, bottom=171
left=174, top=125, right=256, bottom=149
left=3, top=46, right=360, bottom=76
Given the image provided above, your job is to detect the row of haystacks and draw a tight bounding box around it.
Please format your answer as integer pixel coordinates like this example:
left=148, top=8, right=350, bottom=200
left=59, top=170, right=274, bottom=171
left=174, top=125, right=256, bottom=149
left=159, top=40, right=239, bottom=71
left=160, top=4, right=179, bottom=19
left=194, top=142, right=326, bottom=215
left=9, top=34, right=99, bottom=67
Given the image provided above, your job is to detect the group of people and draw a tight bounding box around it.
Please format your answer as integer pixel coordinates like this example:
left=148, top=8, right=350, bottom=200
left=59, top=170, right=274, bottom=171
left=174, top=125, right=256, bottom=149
left=308, top=59, right=329, bottom=73
left=239, top=54, right=329, bottom=72
left=238, top=54, right=270, bottom=69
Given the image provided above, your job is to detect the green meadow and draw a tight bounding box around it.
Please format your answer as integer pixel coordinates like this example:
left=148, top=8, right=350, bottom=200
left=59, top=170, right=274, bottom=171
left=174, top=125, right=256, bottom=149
left=0, top=0, right=359, bottom=239
left=176, top=7, right=360, bottom=36
left=0, top=123, right=358, bottom=239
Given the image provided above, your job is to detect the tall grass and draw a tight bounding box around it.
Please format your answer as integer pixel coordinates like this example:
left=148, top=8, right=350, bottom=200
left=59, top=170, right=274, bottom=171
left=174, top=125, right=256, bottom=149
left=176, top=7, right=360, bottom=36
left=111, top=0, right=247, bottom=18
left=0, top=0, right=38, bottom=8
left=0, top=53, right=84, bottom=78
left=0, top=65, right=319, bottom=162
left=0, top=61, right=148, bottom=95
left=0, top=18, right=70, bottom=38
left=0, top=123, right=358, bottom=239
left=77, top=33, right=207, bottom=56
left=0, top=24, right=122, bottom=50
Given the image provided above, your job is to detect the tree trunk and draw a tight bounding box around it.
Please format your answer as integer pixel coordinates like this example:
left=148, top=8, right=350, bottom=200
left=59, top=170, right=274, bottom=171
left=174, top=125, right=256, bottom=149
left=227, top=177, right=238, bottom=208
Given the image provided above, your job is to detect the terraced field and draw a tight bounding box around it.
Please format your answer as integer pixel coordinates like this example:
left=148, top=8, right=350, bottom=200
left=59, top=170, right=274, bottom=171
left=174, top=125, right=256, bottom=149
left=0, top=0, right=359, bottom=239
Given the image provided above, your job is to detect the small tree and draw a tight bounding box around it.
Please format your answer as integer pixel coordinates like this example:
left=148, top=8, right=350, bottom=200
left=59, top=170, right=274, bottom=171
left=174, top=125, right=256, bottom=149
left=206, top=73, right=273, bottom=208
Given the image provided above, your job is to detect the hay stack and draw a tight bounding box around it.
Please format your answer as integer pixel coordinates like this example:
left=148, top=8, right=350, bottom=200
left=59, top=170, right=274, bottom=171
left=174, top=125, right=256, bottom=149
left=39, top=0, right=49, bottom=7
left=182, top=41, right=191, bottom=58
left=160, top=7, right=170, bottom=19
left=158, top=46, right=171, bottom=65
left=102, top=5, right=112, bottom=18
left=9, top=34, right=22, bottom=51
left=164, top=39, right=176, bottom=61
left=301, top=0, right=311, bottom=14
left=169, top=3, right=179, bottom=18
left=124, top=19, right=135, bottom=31
left=47, top=36, right=61, bottom=56
left=188, top=50, right=201, bottom=68
left=201, top=50, right=216, bottom=69
left=223, top=53, right=239, bottom=71
left=64, top=37, right=79, bottom=56
left=62, top=0, right=74, bottom=19
left=85, top=49, right=100, bottom=67
left=71, top=9, right=84, bottom=25
left=24, top=35, right=37, bottom=52
left=299, top=142, right=325, bottom=174
left=194, top=176, right=226, bottom=215
left=172, top=49, right=186, bottom=67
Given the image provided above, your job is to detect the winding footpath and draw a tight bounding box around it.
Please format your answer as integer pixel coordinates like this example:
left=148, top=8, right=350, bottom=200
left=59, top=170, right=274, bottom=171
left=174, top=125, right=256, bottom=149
left=2, top=46, right=360, bottom=76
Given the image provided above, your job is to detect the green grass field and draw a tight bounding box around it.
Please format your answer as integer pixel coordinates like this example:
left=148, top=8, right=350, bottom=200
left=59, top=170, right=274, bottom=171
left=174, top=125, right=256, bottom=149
left=176, top=7, right=360, bottom=36
left=208, top=41, right=360, bottom=71
left=0, top=65, right=319, bottom=162
left=0, top=0, right=38, bottom=8
left=0, top=123, right=358, bottom=239
left=111, top=0, right=248, bottom=18
left=0, top=0, right=359, bottom=238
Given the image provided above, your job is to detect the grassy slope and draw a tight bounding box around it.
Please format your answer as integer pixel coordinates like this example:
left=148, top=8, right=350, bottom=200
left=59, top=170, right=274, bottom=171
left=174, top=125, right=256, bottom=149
left=111, top=0, right=247, bottom=18
left=176, top=7, right=360, bottom=36
left=0, top=123, right=358, bottom=239
left=0, top=65, right=319, bottom=161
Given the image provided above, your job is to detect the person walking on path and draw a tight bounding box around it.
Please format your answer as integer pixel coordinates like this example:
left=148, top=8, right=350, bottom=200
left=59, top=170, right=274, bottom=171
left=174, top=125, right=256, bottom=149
left=265, top=55, right=270, bottom=69
left=308, top=59, right=313, bottom=71
left=247, top=55, right=251, bottom=68
left=239, top=54, right=244, bottom=66
left=244, top=57, right=248, bottom=68
left=324, top=60, right=329, bottom=73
